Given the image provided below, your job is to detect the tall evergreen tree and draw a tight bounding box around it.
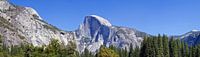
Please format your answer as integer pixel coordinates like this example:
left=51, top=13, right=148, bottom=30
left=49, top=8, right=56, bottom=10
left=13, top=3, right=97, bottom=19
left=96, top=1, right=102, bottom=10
left=81, top=48, right=90, bottom=57
left=118, top=48, right=124, bottom=57
left=176, top=39, right=182, bottom=57
left=152, top=36, right=157, bottom=57
left=157, top=34, right=164, bottom=57
left=195, top=45, right=200, bottom=57
left=142, top=36, right=154, bottom=57
left=124, top=47, right=128, bottom=57
left=180, top=41, right=185, bottom=57
left=140, top=36, right=148, bottom=57
left=133, top=46, right=140, bottom=57
left=185, top=44, right=189, bottom=57
left=169, top=38, right=178, bottom=57
left=128, top=44, right=134, bottom=57
left=162, top=35, right=169, bottom=57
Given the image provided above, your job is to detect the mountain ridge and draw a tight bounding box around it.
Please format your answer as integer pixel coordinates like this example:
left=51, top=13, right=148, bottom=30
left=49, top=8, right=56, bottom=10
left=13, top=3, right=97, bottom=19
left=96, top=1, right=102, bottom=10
left=0, top=0, right=149, bottom=53
left=1, top=0, right=200, bottom=53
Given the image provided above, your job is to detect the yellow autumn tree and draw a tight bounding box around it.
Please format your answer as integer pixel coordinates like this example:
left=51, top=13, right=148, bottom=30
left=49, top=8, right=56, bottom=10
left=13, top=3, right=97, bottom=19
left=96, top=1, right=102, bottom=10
left=98, top=45, right=119, bottom=57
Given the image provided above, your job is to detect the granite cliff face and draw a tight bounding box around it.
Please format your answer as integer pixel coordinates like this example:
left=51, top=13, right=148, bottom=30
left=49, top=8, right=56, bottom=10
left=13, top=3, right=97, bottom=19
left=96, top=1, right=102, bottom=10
left=0, top=0, right=149, bottom=53
left=0, top=0, right=75, bottom=47
left=75, top=15, right=148, bottom=52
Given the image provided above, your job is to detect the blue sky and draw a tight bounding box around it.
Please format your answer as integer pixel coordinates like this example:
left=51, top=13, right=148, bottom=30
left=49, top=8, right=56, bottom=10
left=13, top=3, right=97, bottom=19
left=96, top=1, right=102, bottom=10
left=10, top=0, right=200, bottom=35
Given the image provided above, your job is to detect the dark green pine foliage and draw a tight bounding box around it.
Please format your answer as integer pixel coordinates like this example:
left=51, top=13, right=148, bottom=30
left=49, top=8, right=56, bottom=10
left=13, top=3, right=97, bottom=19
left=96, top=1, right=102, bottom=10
left=137, top=35, right=200, bottom=57
left=83, top=48, right=90, bottom=57
left=169, top=38, right=179, bottom=57
left=195, top=45, right=200, bottom=57
left=162, top=35, right=170, bottom=57
left=180, top=40, right=184, bottom=57
left=141, top=36, right=155, bottom=57
left=128, top=44, right=140, bottom=57
left=124, top=47, right=128, bottom=57
left=189, top=46, right=197, bottom=57
left=181, top=41, right=185, bottom=57
left=152, top=36, right=157, bottom=57
left=140, top=36, right=148, bottom=57
left=157, top=34, right=164, bottom=57
left=148, top=37, right=154, bottom=57
left=118, top=48, right=128, bottom=57
left=132, top=46, right=140, bottom=57
left=175, top=39, right=182, bottom=57
left=128, top=44, right=134, bottom=57
left=185, top=43, right=189, bottom=57
left=0, top=34, right=3, bottom=51
left=118, top=48, right=123, bottom=57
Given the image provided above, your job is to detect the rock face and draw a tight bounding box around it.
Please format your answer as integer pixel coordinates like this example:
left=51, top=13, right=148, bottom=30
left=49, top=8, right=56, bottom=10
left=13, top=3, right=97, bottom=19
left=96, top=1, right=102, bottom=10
left=4, top=0, right=200, bottom=53
left=75, top=15, right=148, bottom=52
left=0, top=0, right=75, bottom=47
left=0, top=0, right=149, bottom=53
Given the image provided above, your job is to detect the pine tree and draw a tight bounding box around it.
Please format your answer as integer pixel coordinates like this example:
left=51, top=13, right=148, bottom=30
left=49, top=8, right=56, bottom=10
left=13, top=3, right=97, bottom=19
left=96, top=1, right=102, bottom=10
left=196, top=45, right=200, bottom=57
left=124, top=47, right=128, bottom=57
left=0, top=34, right=2, bottom=57
left=0, top=34, right=2, bottom=44
left=152, top=36, right=157, bottom=57
left=145, top=37, right=150, bottom=57
left=45, top=39, right=60, bottom=57
left=118, top=48, right=123, bottom=57
left=190, top=46, right=196, bottom=57
left=82, top=48, right=90, bottom=57
left=185, top=44, right=189, bottom=57
left=176, top=39, right=182, bottom=57
left=169, top=38, right=178, bottom=57
left=157, top=34, right=164, bottom=57
left=162, top=35, right=169, bottom=57
left=142, top=36, right=154, bottom=57
left=133, top=46, right=140, bottom=57
left=140, top=36, right=148, bottom=57
left=180, top=41, right=185, bottom=57
left=0, top=34, right=3, bottom=52
left=128, top=44, right=134, bottom=57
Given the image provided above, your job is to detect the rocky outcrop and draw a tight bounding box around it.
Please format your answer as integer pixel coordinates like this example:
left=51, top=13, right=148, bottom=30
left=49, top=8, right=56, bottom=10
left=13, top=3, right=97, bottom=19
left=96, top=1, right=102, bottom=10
left=0, top=0, right=75, bottom=47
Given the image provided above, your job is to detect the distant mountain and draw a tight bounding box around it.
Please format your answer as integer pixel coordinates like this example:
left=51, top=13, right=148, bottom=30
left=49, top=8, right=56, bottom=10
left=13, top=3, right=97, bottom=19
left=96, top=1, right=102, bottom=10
left=176, top=30, right=200, bottom=46
left=0, top=0, right=150, bottom=53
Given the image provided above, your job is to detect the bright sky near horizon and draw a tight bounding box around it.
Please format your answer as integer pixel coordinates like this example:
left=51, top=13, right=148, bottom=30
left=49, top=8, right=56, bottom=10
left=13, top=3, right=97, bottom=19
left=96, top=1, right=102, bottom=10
left=10, top=0, right=200, bottom=35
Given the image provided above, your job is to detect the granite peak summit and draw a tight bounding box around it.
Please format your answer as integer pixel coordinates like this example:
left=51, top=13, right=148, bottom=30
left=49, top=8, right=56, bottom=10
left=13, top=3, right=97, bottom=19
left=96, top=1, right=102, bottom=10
left=0, top=1, right=149, bottom=53
left=0, top=0, right=149, bottom=52
left=84, top=15, right=112, bottom=27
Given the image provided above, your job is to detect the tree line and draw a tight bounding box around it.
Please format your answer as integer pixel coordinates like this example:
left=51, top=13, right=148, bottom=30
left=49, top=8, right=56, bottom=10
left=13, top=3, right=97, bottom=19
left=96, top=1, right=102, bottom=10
left=0, top=34, right=200, bottom=57
left=83, top=34, right=200, bottom=57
